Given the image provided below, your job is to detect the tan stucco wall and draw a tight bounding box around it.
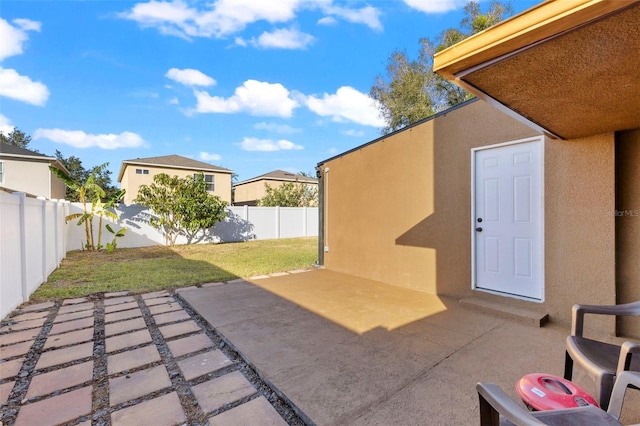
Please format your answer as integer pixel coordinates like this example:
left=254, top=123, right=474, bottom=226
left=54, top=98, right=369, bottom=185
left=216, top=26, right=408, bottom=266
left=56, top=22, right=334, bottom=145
left=322, top=101, right=539, bottom=294
left=616, top=129, right=640, bottom=338
left=234, top=180, right=318, bottom=205
left=234, top=180, right=277, bottom=204
left=0, top=158, right=64, bottom=199
left=321, top=100, right=620, bottom=333
left=120, top=165, right=232, bottom=204
left=543, top=133, right=616, bottom=332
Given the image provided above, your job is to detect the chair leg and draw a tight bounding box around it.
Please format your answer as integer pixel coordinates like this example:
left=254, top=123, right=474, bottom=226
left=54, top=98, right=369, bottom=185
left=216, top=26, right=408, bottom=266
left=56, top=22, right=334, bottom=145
left=564, top=351, right=573, bottom=381
left=596, top=374, right=616, bottom=411
left=478, top=394, right=500, bottom=426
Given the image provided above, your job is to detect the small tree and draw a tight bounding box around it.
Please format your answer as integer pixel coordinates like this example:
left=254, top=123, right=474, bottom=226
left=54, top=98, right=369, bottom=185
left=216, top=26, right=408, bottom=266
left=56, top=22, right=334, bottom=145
left=135, top=173, right=228, bottom=245
left=258, top=182, right=318, bottom=207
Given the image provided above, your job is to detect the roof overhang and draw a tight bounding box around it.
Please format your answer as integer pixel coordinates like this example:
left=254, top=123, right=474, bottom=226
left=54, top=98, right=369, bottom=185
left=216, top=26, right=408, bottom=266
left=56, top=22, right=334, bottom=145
left=433, top=0, right=640, bottom=140
left=117, top=160, right=233, bottom=182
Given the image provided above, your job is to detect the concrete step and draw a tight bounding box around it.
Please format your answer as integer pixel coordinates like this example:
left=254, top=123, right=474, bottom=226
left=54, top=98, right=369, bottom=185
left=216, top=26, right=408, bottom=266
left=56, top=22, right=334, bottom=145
left=460, top=297, right=549, bottom=327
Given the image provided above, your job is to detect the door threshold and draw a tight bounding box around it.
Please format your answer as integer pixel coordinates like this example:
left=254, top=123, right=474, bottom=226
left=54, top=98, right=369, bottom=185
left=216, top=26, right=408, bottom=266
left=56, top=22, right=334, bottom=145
left=460, top=297, right=549, bottom=327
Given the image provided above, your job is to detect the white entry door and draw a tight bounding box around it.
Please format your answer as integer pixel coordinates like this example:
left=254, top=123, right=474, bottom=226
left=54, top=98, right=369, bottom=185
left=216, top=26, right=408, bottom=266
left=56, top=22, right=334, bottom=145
left=472, top=138, right=544, bottom=300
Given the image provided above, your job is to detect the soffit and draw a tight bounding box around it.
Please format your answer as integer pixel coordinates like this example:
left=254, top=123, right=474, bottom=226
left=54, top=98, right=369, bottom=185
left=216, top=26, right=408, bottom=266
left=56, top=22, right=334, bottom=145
left=433, top=1, right=640, bottom=140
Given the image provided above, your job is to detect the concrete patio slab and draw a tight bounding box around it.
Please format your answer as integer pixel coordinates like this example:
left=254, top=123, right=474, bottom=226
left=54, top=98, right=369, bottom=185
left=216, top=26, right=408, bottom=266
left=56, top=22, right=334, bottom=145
left=177, top=350, right=232, bottom=381
left=43, top=327, right=93, bottom=349
left=57, top=302, right=93, bottom=314
left=0, top=340, right=34, bottom=360
left=166, top=333, right=212, bottom=358
left=158, top=320, right=201, bottom=339
left=105, top=317, right=147, bottom=336
left=104, top=301, right=139, bottom=313
left=49, top=316, right=94, bottom=335
left=7, top=310, right=48, bottom=322
left=109, top=364, right=172, bottom=406
left=26, top=360, right=93, bottom=399
left=0, top=328, right=39, bottom=346
left=0, top=357, right=24, bottom=380
left=192, top=370, right=257, bottom=414
left=0, top=317, right=45, bottom=332
left=107, top=344, right=161, bottom=375
left=110, top=391, right=186, bottom=426
left=14, top=386, right=92, bottom=426
left=148, top=302, right=182, bottom=315
left=105, top=329, right=152, bottom=353
left=52, top=309, right=93, bottom=323
left=0, top=291, right=298, bottom=426
left=153, top=309, right=191, bottom=325
left=209, top=396, right=288, bottom=426
left=104, top=308, right=142, bottom=323
left=0, top=381, right=14, bottom=405
left=19, top=302, right=54, bottom=313
left=180, top=268, right=640, bottom=425
left=35, top=341, right=93, bottom=370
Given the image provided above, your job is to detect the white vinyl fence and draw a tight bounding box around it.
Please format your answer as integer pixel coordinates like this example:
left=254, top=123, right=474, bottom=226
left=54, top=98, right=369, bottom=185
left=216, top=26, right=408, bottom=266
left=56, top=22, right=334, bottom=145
left=1, top=195, right=317, bottom=319
left=65, top=204, right=318, bottom=250
left=0, top=192, right=67, bottom=318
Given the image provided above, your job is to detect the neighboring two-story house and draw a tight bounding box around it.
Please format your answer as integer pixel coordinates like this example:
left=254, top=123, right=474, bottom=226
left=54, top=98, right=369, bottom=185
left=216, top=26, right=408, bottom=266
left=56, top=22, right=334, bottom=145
left=118, top=155, right=233, bottom=204
left=0, top=144, right=67, bottom=199
left=233, top=170, right=318, bottom=206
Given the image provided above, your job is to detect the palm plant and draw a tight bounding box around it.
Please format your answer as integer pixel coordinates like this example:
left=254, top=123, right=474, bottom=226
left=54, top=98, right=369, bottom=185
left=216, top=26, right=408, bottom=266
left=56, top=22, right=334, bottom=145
left=49, top=164, right=125, bottom=251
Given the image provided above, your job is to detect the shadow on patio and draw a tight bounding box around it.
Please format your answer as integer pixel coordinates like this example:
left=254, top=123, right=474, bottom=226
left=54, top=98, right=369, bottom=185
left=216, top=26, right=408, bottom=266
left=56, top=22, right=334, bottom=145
left=178, top=269, right=640, bottom=425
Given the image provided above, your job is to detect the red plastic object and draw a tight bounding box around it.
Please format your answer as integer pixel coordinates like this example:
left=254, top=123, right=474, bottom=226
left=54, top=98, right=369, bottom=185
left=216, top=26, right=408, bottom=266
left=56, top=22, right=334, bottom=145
left=516, top=373, right=599, bottom=411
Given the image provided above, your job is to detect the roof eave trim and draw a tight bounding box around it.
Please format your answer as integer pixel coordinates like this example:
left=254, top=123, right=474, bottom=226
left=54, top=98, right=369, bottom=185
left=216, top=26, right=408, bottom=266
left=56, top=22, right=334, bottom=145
left=433, top=0, right=637, bottom=79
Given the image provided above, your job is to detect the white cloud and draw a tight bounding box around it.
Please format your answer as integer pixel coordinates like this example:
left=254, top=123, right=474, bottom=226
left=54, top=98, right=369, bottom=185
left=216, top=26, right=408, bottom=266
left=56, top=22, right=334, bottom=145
left=305, top=86, right=384, bottom=127
left=165, top=67, right=216, bottom=86
left=403, top=0, right=462, bottom=13
left=34, top=129, right=146, bottom=149
left=0, top=18, right=49, bottom=107
left=0, top=114, right=14, bottom=135
left=121, top=0, right=301, bottom=39
left=322, top=5, right=382, bottom=31
left=341, top=129, right=365, bottom=137
left=169, top=97, right=179, bottom=105
left=317, top=16, right=337, bottom=26
left=254, top=122, right=301, bottom=134
left=252, top=27, right=315, bottom=50
left=0, top=18, right=40, bottom=61
left=192, top=80, right=299, bottom=117
left=237, top=137, right=303, bottom=152
left=0, top=68, right=49, bottom=106
left=120, top=0, right=382, bottom=40
left=199, top=151, right=221, bottom=161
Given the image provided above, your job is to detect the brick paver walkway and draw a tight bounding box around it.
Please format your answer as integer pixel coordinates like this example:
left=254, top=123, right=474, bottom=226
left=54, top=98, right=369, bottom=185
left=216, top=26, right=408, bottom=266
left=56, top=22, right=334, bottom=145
left=0, top=289, right=301, bottom=426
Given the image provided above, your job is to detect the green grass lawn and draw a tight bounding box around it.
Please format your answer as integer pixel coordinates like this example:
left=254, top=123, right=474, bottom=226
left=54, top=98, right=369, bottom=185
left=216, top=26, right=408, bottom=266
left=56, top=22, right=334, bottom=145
left=33, top=237, right=318, bottom=301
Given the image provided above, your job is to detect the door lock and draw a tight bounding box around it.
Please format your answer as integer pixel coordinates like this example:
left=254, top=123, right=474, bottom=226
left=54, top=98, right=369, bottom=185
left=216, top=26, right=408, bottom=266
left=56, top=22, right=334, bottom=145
left=475, top=227, right=483, bottom=232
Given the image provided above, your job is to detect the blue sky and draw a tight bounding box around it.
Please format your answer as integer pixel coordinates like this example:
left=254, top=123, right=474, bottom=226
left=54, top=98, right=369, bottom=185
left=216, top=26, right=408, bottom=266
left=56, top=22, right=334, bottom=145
left=0, top=0, right=538, bottom=184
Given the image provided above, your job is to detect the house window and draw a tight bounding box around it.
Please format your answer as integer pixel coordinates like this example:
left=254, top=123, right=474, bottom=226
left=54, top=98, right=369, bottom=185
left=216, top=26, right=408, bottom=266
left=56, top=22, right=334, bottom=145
left=195, top=173, right=215, bottom=191
left=0, top=161, right=3, bottom=183
left=136, top=168, right=149, bottom=175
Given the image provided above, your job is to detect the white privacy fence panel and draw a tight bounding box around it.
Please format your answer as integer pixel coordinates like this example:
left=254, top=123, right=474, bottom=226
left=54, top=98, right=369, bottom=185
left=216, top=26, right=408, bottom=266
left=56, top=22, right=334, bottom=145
left=66, top=204, right=318, bottom=249
left=2, top=197, right=316, bottom=320
left=0, top=192, right=68, bottom=320
left=0, top=193, right=24, bottom=319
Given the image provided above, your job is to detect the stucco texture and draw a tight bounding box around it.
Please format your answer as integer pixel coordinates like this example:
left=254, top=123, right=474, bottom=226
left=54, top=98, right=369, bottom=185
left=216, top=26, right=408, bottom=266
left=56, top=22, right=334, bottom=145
left=616, top=129, right=640, bottom=338
left=321, top=100, right=625, bottom=334
left=120, top=165, right=232, bottom=204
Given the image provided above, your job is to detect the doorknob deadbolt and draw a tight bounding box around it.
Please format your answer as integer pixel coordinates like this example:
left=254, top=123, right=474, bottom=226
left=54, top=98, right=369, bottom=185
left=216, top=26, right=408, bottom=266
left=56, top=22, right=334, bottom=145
left=477, top=218, right=483, bottom=222
left=475, top=227, right=483, bottom=232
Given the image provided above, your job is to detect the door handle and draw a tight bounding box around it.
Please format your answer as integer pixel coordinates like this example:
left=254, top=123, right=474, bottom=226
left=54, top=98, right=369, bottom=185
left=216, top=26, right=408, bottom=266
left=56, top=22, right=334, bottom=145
left=475, top=227, right=483, bottom=232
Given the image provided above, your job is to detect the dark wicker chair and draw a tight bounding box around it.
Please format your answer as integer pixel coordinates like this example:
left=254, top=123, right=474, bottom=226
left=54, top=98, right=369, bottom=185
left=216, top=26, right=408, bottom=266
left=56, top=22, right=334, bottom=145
left=477, top=371, right=640, bottom=425
left=564, top=301, right=640, bottom=410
